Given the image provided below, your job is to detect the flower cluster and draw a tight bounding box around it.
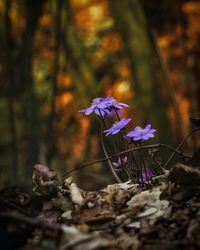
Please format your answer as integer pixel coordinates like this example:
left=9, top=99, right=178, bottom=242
left=80, top=96, right=157, bottom=186
left=80, top=96, right=156, bottom=142
left=79, top=96, right=128, bottom=117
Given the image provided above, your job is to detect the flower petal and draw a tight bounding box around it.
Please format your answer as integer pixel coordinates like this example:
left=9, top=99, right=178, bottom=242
left=134, top=126, right=143, bottom=132
left=133, top=135, right=143, bottom=141
left=118, top=102, right=129, bottom=107
left=85, top=108, right=95, bottom=115
left=79, top=109, right=86, bottom=113
left=149, top=129, right=156, bottom=133
left=142, top=135, right=149, bottom=140
left=148, top=133, right=155, bottom=138
left=112, top=128, right=121, bottom=134
left=112, top=162, right=119, bottom=168
left=126, top=130, right=139, bottom=137
left=121, top=118, right=131, bottom=127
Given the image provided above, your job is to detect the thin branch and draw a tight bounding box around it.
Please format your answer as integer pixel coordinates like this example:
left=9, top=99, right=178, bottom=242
left=0, top=196, right=29, bottom=215
left=63, top=143, right=191, bottom=178
left=163, top=127, right=200, bottom=168
left=0, top=212, right=61, bottom=233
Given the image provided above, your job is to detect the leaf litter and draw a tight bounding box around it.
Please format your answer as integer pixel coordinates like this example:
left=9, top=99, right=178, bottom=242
left=0, top=162, right=200, bottom=250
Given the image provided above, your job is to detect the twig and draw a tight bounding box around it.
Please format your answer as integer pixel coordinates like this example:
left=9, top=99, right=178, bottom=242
left=163, top=127, right=200, bottom=168
left=0, top=211, right=62, bottom=233
left=63, top=143, right=191, bottom=178
left=0, top=196, right=29, bottom=215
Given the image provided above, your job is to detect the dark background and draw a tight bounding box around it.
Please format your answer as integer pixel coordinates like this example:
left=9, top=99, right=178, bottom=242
left=0, top=0, right=200, bottom=190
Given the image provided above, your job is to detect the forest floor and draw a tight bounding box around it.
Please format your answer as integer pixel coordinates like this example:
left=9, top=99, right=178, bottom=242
left=0, top=161, right=200, bottom=250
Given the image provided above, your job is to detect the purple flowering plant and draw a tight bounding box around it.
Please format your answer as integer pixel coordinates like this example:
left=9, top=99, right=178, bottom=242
left=112, top=156, right=128, bottom=172
left=138, top=167, right=153, bottom=186
left=79, top=96, right=157, bottom=186
left=79, top=96, right=128, bottom=117
left=104, top=118, right=131, bottom=136
left=126, top=124, right=156, bottom=142
left=79, top=97, right=111, bottom=117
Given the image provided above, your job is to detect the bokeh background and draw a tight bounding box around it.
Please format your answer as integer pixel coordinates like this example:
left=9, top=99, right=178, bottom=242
left=0, top=0, right=200, bottom=190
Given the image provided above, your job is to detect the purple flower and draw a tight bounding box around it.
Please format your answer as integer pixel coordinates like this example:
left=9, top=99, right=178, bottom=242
left=126, top=124, right=156, bottom=141
left=79, top=96, right=128, bottom=117
left=112, top=156, right=128, bottom=172
left=103, top=96, right=129, bottom=111
left=138, top=167, right=153, bottom=186
left=79, top=97, right=110, bottom=117
left=107, top=109, right=122, bottom=119
left=104, top=118, right=131, bottom=136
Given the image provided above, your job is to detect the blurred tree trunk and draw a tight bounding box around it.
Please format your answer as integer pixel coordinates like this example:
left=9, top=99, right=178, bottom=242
left=6, top=0, right=45, bottom=181
left=61, top=0, right=105, bottom=185
left=192, top=38, right=200, bottom=114
left=5, top=0, right=18, bottom=184
left=7, top=101, right=18, bottom=184
left=62, top=0, right=100, bottom=105
left=21, top=0, right=45, bottom=173
left=109, top=0, right=171, bottom=143
left=152, top=31, right=186, bottom=143
left=47, top=0, right=63, bottom=165
left=190, top=38, right=200, bottom=147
